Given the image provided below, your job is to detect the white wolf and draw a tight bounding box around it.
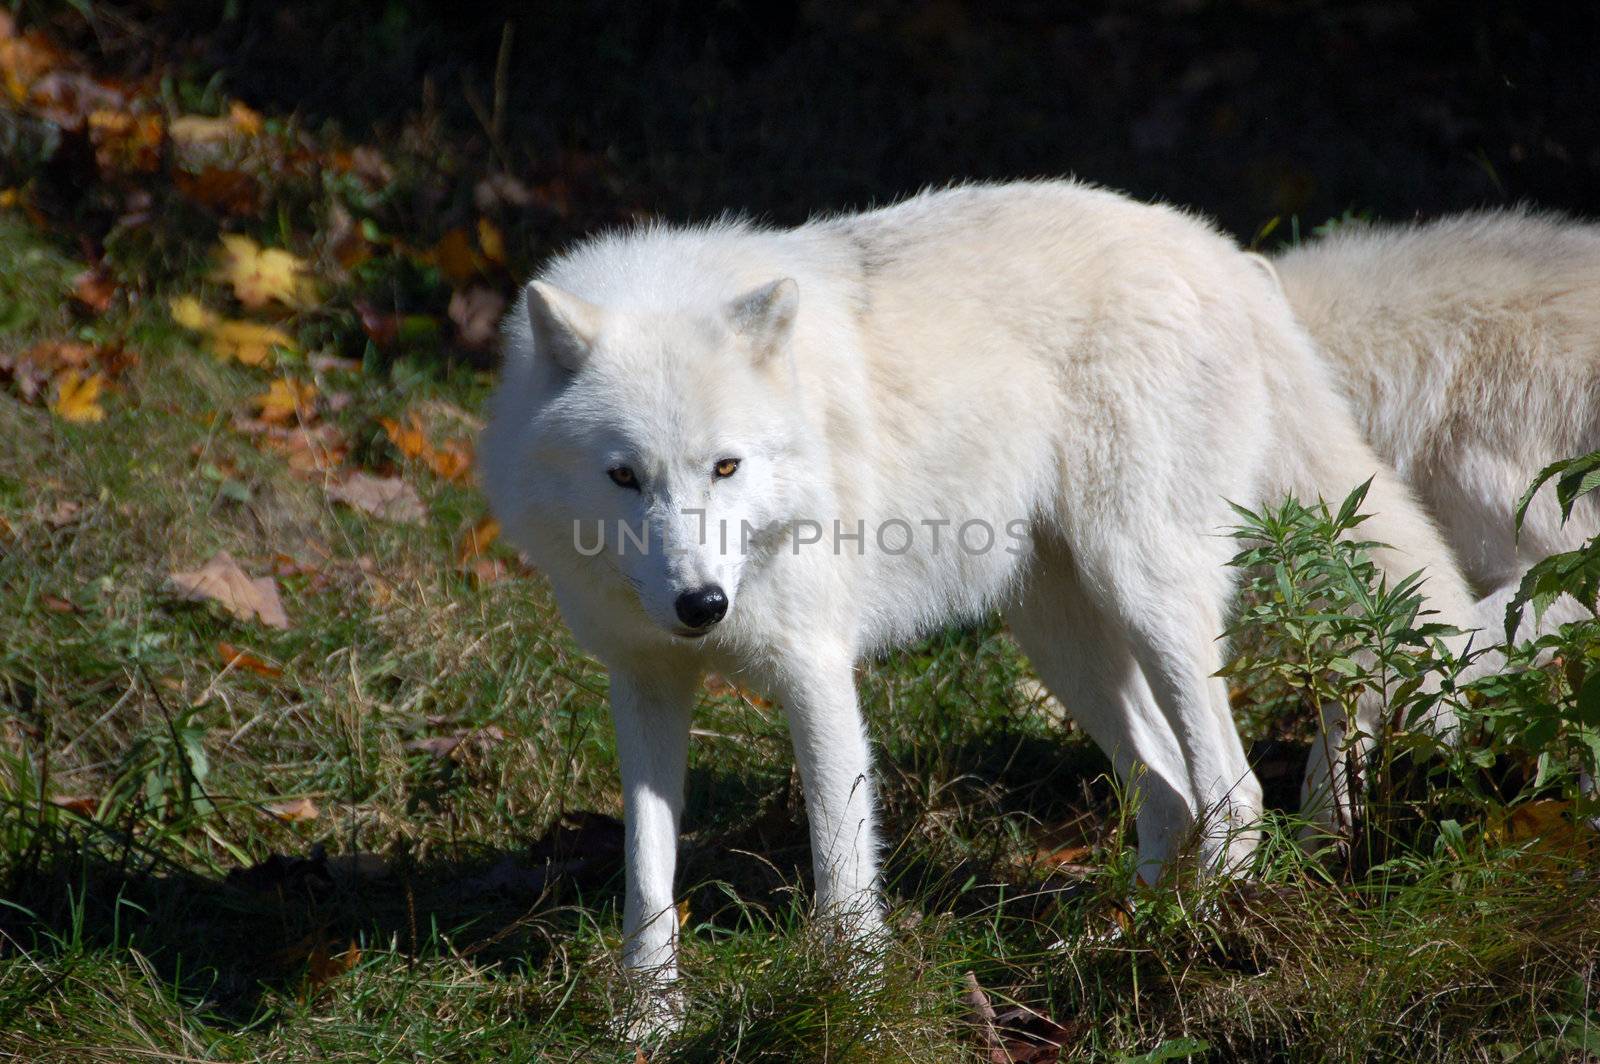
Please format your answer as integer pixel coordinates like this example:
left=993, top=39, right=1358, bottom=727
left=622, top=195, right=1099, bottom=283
left=479, top=180, right=1477, bottom=1030
left=1272, top=210, right=1600, bottom=635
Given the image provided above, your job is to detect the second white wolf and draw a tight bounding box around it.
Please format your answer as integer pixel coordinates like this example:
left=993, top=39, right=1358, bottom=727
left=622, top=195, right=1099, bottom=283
left=1274, top=210, right=1600, bottom=635
left=480, top=179, right=1479, bottom=1028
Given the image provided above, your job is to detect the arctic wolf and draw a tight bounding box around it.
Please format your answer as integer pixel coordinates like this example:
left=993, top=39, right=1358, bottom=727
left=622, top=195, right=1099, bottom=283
left=479, top=180, right=1477, bottom=1027
left=1273, top=211, right=1600, bottom=635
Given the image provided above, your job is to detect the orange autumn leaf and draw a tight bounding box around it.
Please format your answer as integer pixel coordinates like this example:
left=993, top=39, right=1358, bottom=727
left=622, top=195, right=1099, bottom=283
left=216, top=641, right=283, bottom=677
left=426, top=438, right=474, bottom=481
left=302, top=938, right=360, bottom=1000
left=49, top=369, right=106, bottom=423
left=378, top=413, right=429, bottom=460
left=229, top=100, right=263, bottom=136
left=456, top=517, right=500, bottom=563
left=253, top=377, right=317, bottom=425
left=71, top=267, right=116, bottom=313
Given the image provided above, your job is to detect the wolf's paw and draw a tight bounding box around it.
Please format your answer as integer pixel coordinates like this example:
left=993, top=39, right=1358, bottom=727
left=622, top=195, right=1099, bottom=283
left=618, top=982, right=686, bottom=1048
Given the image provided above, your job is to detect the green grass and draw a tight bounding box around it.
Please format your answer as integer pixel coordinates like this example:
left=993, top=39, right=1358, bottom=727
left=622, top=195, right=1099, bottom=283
left=2, top=217, right=1598, bottom=1062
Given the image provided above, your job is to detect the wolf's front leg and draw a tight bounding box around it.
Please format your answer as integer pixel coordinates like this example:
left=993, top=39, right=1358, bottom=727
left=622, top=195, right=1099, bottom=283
left=609, top=665, right=697, bottom=1041
left=773, top=644, right=885, bottom=941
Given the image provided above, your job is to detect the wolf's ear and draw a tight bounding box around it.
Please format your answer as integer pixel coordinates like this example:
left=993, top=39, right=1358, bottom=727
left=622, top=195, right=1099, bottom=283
left=525, top=280, right=601, bottom=373
left=725, top=278, right=798, bottom=363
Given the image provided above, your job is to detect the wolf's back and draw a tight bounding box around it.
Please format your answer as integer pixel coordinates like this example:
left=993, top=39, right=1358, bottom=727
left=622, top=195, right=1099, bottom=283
left=1272, top=210, right=1600, bottom=591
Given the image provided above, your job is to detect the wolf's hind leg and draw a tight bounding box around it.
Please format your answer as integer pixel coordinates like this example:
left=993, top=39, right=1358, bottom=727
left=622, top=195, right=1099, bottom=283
left=1007, top=545, right=1257, bottom=879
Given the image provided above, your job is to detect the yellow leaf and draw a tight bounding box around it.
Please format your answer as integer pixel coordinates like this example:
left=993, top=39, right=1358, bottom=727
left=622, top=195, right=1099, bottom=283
left=214, top=234, right=316, bottom=310
left=170, top=295, right=219, bottom=331
left=169, top=114, right=237, bottom=144
left=476, top=217, right=506, bottom=265
left=208, top=319, right=295, bottom=366
left=253, top=377, right=317, bottom=424
left=49, top=370, right=106, bottom=423
left=229, top=100, right=263, bottom=136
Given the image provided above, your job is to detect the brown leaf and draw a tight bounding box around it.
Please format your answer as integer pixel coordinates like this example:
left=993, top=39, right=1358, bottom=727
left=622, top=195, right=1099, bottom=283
left=70, top=267, right=116, bottom=313
left=266, top=797, right=320, bottom=823
left=40, top=593, right=78, bottom=614
left=174, top=167, right=261, bottom=216
left=44, top=500, right=81, bottom=528
left=50, top=795, right=98, bottom=817
left=327, top=473, right=425, bottom=524
left=448, top=285, right=506, bottom=350
left=302, top=936, right=360, bottom=1000
left=169, top=551, right=290, bottom=629
left=429, top=228, right=481, bottom=285
left=217, top=641, right=283, bottom=677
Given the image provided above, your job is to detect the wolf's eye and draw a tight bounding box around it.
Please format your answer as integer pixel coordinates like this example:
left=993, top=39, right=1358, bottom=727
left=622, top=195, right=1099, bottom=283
left=608, top=466, right=639, bottom=489
left=713, top=458, right=740, bottom=479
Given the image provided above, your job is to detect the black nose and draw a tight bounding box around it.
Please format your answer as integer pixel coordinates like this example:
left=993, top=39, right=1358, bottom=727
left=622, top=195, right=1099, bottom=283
left=674, top=585, right=728, bottom=629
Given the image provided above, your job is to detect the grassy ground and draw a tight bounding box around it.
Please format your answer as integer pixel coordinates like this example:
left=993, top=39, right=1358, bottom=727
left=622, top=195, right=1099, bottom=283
left=3, top=212, right=1599, bottom=1063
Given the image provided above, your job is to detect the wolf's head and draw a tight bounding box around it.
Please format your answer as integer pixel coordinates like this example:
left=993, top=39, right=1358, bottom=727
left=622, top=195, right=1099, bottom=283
left=480, top=272, right=809, bottom=640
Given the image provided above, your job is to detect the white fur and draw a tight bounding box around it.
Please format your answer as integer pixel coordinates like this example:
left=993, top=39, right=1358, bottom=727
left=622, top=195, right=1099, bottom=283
left=479, top=181, right=1479, bottom=1032
left=1274, top=210, right=1600, bottom=631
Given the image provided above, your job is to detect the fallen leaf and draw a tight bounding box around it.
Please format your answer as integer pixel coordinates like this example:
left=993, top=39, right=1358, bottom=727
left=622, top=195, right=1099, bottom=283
left=703, top=673, right=775, bottom=710
left=207, top=319, right=296, bottom=366
left=448, top=285, right=506, bottom=350
left=429, top=227, right=480, bottom=285
left=379, top=413, right=429, bottom=460
left=217, top=641, right=282, bottom=677
left=49, top=369, right=106, bottom=423
left=233, top=419, right=347, bottom=475
left=266, top=797, right=320, bottom=823
left=229, top=100, right=263, bottom=135
left=253, top=377, right=317, bottom=424
left=71, top=267, right=116, bottom=313
left=214, top=234, right=316, bottom=310
left=405, top=724, right=506, bottom=759
left=169, top=113, right=239, bottom=144
left=456, top=517, right=500, bottom=563
left=44, top=500, right=80, bottom=528
left=50, top=795, right=98, bottom=817
left=26, top=339, right=96, bottom=371
left=169, top=551, right=290, bottom=629
left=87, top=109, right=162, bottom=172
left=40, top=593, right=78, bottom=613
left=463, top=556, right=509, bottom=586
left=310, top=353, right=362, bottom=376
left=476, top=217, right=506, bottom=265
left=426, top=438, right=474, bottom=482
left=327, top=473, right=425, bottom=524
left=175, top=167, right=261, bottom=215
left=302, top=936, right=360, bottom=1000
left=170, top=295, right=218, bottom=331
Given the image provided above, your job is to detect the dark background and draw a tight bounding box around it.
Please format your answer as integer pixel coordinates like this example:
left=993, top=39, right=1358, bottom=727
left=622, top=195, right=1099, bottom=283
left=91, top=0, right=1600, bottom=241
